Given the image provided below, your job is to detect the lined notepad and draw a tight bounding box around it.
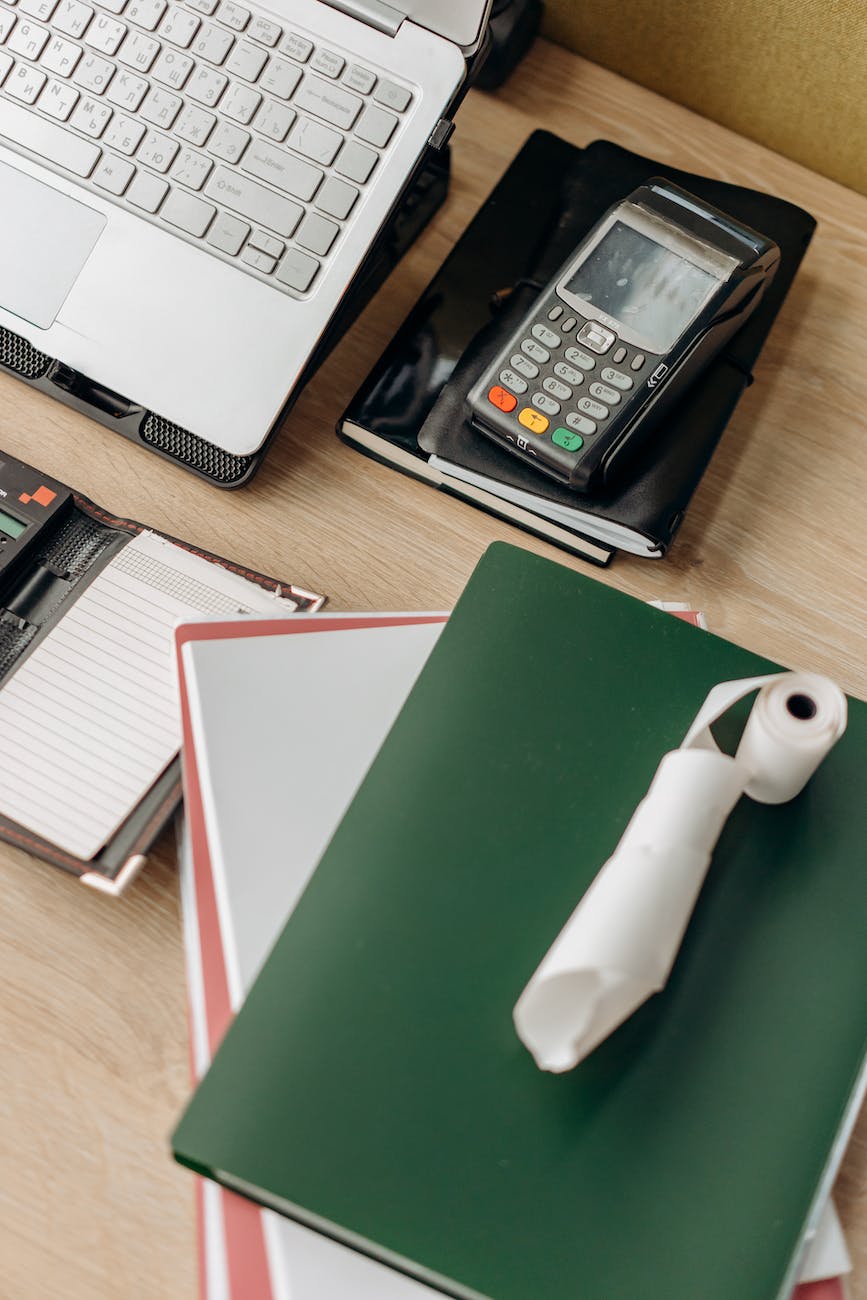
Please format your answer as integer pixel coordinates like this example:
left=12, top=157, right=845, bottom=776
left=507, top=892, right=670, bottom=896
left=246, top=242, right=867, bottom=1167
left=0, top=532, right=292, bottom=861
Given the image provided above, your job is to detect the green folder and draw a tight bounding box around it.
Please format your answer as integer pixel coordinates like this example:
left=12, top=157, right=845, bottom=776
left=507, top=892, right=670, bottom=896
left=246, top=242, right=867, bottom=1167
left=173, top=543, right=867, bottom=1300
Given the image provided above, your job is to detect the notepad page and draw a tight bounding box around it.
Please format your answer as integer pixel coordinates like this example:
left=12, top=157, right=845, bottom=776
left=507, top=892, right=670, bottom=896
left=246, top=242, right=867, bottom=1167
left=0, top=531, right=293, bottom=861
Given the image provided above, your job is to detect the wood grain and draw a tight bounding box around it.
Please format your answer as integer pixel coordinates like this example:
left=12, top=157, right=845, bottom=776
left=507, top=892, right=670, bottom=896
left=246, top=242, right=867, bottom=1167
left=0, top=39, right=865, bottom=1300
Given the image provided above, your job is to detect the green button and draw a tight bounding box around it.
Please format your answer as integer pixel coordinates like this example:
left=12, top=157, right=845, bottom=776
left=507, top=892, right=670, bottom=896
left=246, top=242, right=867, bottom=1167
left=552, top=427, right=583, bottom=451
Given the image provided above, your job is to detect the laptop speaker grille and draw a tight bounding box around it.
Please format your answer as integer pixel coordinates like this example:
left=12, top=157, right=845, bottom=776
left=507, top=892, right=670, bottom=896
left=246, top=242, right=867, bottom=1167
left=140, top=413, right=253, bottom=484
left=0, top=327, right=53, bottom=380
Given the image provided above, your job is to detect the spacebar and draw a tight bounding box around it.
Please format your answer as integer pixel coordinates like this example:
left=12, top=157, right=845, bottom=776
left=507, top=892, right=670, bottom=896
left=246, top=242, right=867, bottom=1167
left=0, top=99, right=100, bottom=177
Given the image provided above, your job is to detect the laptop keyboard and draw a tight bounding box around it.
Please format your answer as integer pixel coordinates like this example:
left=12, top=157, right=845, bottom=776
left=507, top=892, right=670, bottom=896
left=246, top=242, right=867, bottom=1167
left=0, top=0, right=415, bottom=295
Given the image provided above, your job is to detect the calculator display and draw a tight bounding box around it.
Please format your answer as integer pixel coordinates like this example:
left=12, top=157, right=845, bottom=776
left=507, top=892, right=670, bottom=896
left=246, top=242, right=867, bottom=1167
left=0, top=507, right=27, bottom=540
left=564, top=221, right=722, bottom=352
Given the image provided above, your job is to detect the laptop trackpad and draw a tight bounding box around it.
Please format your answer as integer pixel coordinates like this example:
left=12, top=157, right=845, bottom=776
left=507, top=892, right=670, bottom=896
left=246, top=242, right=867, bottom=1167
left=0, top=161, right=106, bottom=330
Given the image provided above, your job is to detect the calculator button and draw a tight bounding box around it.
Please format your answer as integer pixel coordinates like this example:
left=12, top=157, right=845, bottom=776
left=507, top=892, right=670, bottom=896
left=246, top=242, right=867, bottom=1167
left=589, top=382, right=620, bottom=405
left=553, top=362, right=583, bottom=386
left=552, top=426, right=583, bottom=451
left=601, top=367, right=634, bottom=390
left=543, top=376, right=572, bottom=401
left=521, top=338, right=549, bottom=364
left=547, top=303, right=564, bottom=321
left=488, top=385, right=517, bottom=413
left=531, top=392, right=560, bottom=416
left=518, top=407, right=548, bottom=434
left=577, top=396, right=608, bottom=420
left=531, top=323, right=561, bottom=349
left=630, top=353, right=646, bottom=371
left=499, top=368, right=528, bottom=395
left=566, top=412, right=597, bottom=435
left=576, top=320, right=615, bottom=353
left=511, top=353, right=539, bottom=380
left=561, top=316, right=577, bottom=333
left=612, top=346, right=627, bottom=364
left=564, top=347, right=595, bottom=371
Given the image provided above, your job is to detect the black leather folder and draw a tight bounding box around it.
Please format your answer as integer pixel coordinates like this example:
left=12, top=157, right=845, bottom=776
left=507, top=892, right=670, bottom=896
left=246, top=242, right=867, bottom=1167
left=339, top=132, right=816, bottom=563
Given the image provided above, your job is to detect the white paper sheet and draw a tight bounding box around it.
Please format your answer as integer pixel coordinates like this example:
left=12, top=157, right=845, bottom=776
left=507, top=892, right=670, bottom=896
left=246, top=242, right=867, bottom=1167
left=514, top=671, right=848, bottom=1074
left=0, top=531, right=293, bottom=859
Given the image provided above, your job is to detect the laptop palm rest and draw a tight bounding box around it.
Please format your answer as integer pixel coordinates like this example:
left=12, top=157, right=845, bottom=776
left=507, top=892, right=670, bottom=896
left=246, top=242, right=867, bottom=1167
left=0, top=160, right=106, bottom=331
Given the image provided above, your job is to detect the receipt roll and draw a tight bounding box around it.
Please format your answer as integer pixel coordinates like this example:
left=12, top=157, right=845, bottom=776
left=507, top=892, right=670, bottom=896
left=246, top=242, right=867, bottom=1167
left=513, top=672, right=848, bottom=1074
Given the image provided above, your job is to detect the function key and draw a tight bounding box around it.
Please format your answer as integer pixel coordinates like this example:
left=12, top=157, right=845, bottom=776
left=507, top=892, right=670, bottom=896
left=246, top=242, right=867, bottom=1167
left=511, top=352, right=538, bottom=379
left=612, top=346, right=627, bottom=364
left=373, top=77, right=411, bottom=112
left=566, top=411, right=597, bottom=435
left=216, top=0, right=249, bottom=30
left=499, top=368, right=528, bottom=395
left=310, top=46, right=344, bottom=78
left=630, top=352, right=646, bottom=371
left=248, top=13, right=280, bottom=44
left=552, top=427, right=583, bottom=451
left=601, top=366, right=633, bottom=390
left=561, top=316, right=577, bottom=333
left=185, top=0, right=218, bottom=13
left=564, top=346, right=595, bottom=371
left=531, top=322, right=561, bottom=349
left=521, top=338, right=549, bottom=364
left=280, top=30, right=311, bottom=61
left=532, top=392, right=560, bottom=416
left=576, top=320, right=615, bottom=354
left=518, top=407, right=548, bottom=434
left=488, top=385, right=517, bottom=413
left=344, top=63, right=376, bottom=95
left=547, top=303, right=564, bottom=322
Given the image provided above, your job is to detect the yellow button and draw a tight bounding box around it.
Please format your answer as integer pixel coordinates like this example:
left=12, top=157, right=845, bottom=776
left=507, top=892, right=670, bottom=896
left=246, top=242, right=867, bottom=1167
left=518, top=407, right=549, bottom=434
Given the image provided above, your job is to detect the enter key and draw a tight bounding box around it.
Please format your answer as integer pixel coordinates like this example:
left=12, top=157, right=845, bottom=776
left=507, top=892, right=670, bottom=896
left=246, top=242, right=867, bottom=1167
left=241, top=138, right=323, bottom=202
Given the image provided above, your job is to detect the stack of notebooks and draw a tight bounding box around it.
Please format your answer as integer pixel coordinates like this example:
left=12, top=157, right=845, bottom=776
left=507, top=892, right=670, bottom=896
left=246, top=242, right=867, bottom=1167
left=172, top=545, right=865, bottom=1300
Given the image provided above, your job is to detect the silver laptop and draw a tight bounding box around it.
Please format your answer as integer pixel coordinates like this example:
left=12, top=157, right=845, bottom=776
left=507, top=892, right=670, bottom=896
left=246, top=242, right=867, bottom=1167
left=0, top=0, right=490, bottom=463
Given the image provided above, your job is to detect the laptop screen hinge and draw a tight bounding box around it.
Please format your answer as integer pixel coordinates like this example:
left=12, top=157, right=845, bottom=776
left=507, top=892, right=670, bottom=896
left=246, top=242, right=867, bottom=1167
left=323, top=0, right=405, bottom=37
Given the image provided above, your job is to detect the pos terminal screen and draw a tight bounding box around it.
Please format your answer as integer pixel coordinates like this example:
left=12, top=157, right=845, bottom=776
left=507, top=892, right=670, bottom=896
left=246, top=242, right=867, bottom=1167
left=565, top=221, right=722, bottom=351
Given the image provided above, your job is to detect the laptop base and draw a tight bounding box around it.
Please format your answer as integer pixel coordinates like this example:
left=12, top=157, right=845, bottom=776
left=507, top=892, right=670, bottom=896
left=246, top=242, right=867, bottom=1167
left=0, top=144, right=452, bottom=489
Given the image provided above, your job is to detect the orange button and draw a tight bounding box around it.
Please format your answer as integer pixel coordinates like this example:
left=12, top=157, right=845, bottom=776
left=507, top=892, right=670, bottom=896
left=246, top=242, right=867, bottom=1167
left=488, top=385, right=517, bottom=413
left=518, top=407, right=549, bottom=434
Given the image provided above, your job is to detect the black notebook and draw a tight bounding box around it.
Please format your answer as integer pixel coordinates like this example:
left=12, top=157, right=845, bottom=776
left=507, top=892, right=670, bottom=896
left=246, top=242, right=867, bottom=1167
left=339, top=133, right=816, bottom=564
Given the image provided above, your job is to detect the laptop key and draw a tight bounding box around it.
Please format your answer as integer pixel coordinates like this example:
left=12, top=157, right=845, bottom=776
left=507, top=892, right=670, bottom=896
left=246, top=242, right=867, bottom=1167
left=161, top=187, right=215, bottom=235
left=315, top=175, right=356, bottom=219
left=295, top=211, right=337, bottom=256
left=275, top=246, right=318, bottom=291
left=373, top=78, right=411, bottom=112
left=287, top=114, right=340, bottom=166
left=309, top=47, right=342, bottom=78
left=207, top=118, right=247, bottom=162
left=278, top=30, right=310, bottom=62
left=92, top=150, right=134, bottom=192
left=0, top=95, right=100, bottom=172
left=335, top=138, right=376, bottom=184
left=355, top=103, right=396, bottom=147
left=292, top=74, right=360, bottom=130
left=241, top=136, right=321, bottom=200
left=204, top=167, right=302, bottom=237
left=206, top=209, right=248, bottom=254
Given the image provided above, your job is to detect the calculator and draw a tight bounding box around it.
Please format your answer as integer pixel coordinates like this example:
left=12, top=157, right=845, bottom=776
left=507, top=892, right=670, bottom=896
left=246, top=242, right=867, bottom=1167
left=466, top=179, right=780, bottom=492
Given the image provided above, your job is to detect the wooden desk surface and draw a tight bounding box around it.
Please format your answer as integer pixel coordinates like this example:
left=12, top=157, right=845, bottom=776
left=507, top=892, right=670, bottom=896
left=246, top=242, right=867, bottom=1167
left=0, top=38, right=865, bottom=1300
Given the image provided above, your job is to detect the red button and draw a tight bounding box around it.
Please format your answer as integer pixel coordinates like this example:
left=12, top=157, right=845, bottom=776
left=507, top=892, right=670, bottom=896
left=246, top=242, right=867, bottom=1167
left=488, top=385, right=517, bottom=413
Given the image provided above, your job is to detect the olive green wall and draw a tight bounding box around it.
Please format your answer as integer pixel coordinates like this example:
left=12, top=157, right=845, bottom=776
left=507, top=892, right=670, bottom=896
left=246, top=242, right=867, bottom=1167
left=542, top=0, right=867, bottom=195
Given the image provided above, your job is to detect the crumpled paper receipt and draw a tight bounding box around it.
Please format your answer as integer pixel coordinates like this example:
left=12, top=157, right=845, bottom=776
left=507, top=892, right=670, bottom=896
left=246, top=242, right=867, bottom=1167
left=513, top=672, right=848, bottom=1073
